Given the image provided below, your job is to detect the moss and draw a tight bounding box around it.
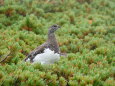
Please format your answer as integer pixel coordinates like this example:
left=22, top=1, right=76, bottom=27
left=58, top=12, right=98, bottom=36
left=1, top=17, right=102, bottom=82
left=0, top=0, right=115, bottom=85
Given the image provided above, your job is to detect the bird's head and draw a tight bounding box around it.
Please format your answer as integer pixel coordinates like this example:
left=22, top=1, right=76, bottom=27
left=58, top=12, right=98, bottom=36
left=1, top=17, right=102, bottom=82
left=48, top=24, right=60, bottom=34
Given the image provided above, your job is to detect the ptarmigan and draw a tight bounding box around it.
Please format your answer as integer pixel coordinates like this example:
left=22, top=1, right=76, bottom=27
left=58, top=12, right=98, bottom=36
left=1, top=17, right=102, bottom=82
left=25, top=24, right=61, bottom=64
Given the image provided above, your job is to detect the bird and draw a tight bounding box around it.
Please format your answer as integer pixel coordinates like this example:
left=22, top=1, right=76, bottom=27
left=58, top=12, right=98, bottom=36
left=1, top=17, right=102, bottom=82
left=24, top=24, right=61, bottom=64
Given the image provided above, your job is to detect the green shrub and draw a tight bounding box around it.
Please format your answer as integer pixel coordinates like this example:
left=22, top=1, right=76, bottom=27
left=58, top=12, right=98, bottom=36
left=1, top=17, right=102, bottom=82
left=0, top=0, right=114, bottom=86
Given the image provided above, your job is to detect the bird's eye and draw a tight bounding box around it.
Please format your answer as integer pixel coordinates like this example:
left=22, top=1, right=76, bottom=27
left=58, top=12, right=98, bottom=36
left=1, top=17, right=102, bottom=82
left=53, top=25, right=57, bottom=27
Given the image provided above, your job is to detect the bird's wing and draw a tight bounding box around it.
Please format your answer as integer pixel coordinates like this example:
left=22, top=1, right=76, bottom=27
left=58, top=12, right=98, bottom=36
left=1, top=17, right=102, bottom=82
left=24, top=42, right=49, bottom=62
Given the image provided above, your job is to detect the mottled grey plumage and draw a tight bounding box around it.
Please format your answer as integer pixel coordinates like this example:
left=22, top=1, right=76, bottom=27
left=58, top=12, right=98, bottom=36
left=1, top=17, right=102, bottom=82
left=24, top=24, right=61, bottom=62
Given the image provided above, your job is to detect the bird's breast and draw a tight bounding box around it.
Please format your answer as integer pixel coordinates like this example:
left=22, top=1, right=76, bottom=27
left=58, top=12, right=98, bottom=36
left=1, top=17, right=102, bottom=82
left=32, top=48, right=60, bottom=64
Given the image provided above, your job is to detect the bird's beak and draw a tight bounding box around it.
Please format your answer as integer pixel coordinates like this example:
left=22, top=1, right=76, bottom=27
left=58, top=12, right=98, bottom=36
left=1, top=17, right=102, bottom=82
left=58, top=26, right=61, bottom=28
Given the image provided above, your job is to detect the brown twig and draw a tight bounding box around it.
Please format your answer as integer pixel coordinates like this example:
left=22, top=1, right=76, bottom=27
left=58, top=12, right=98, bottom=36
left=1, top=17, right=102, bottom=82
left=0, top=52, right=11, bottom=63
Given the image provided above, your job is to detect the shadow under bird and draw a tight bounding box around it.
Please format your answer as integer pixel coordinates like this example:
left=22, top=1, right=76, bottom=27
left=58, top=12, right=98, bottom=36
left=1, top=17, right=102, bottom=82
left=25, top=24, right=62, bottom=64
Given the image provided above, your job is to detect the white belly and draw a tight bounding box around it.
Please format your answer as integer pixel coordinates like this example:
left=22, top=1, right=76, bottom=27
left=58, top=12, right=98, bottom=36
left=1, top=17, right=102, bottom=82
left=27, top=48, right=60, bottom=64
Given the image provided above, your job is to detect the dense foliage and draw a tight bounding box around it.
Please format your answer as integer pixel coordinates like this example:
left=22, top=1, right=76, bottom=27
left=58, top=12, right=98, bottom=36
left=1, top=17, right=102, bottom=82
left=0, top=0, right=115, bottom=86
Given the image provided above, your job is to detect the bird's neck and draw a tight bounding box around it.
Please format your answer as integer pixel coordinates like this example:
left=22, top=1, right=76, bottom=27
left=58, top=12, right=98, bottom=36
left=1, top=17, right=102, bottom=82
left=48, top=33, right=56, bottom=42
left=47, top=33, right=60, bottom=53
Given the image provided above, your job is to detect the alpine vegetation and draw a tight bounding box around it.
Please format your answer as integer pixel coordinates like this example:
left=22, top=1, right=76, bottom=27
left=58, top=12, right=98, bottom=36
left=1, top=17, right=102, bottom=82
left=0, top=0, right=115, bottom=86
